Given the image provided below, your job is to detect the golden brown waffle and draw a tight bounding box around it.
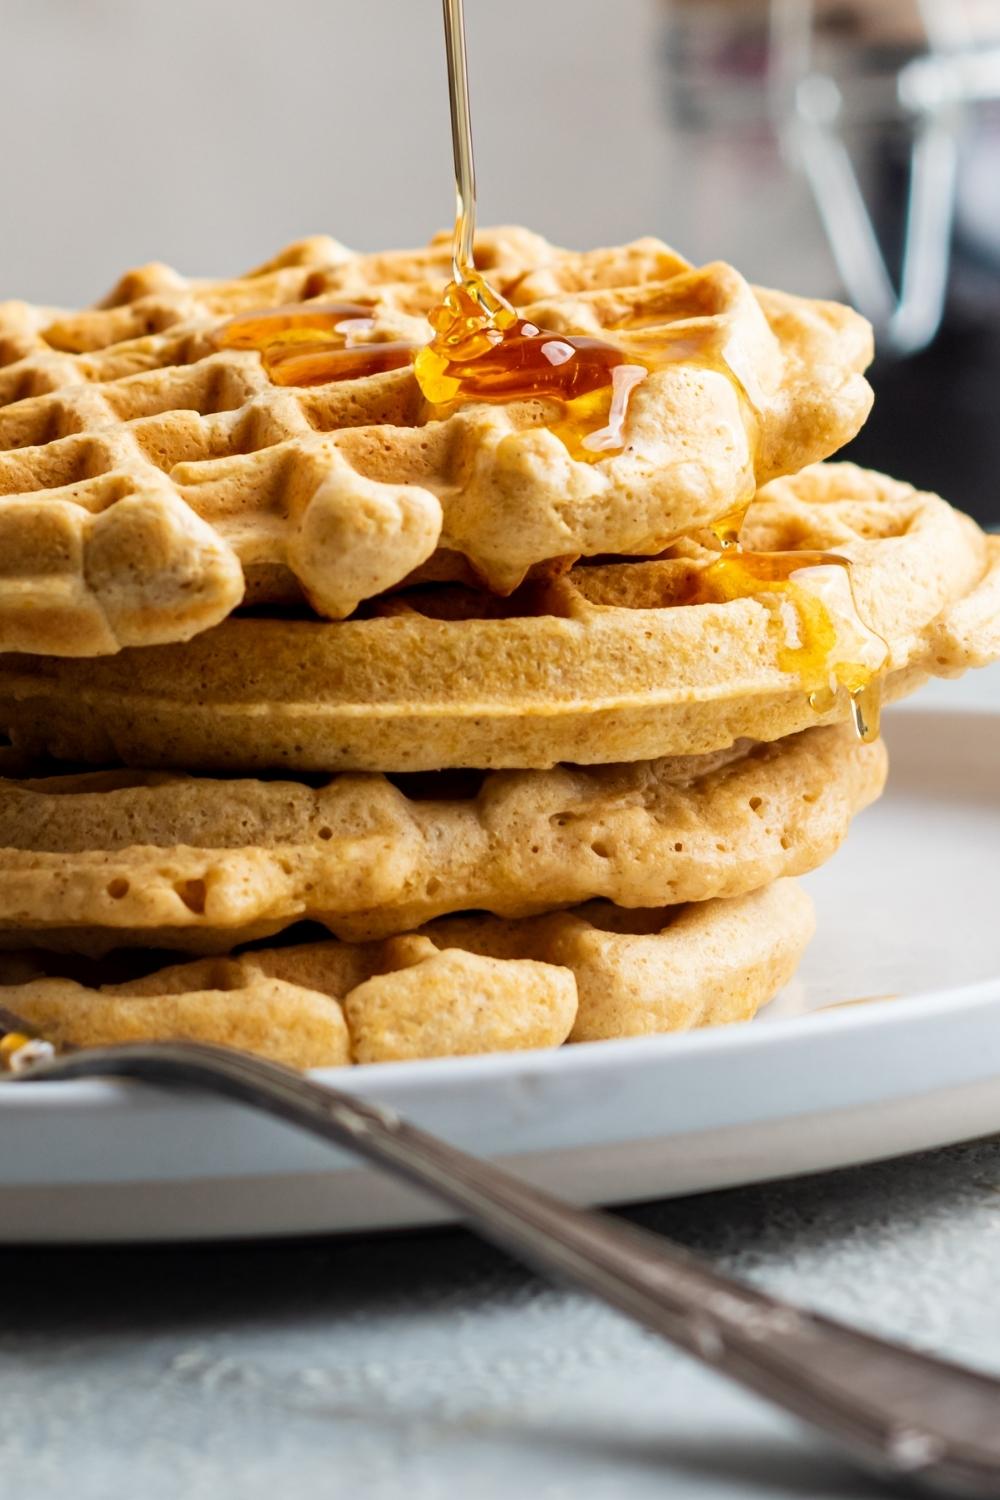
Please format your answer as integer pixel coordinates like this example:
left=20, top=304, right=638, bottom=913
left=0, top=725, right=882, bottom=954
left=4, top=464, right=996, bottom=771
left=0, top=231, right=874, bottom=655
left=0, top=879, right=813, bottom=1066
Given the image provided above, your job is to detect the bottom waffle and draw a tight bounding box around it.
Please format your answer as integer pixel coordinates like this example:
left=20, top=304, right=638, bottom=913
left=0, top=880, right=814, bottom=1068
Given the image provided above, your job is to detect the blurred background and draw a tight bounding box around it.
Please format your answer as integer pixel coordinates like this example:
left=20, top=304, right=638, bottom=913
left=2, top=0, right=998, bottom=522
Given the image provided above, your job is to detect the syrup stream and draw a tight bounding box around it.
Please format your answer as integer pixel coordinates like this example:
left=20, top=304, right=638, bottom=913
left=414, top=0, right=639, bottom=458
left=443, top=0, right=479, bottom=289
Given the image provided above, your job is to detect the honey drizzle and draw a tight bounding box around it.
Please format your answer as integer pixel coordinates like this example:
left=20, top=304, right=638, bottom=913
left=682, top=542, right=887, bottom=742
left=708, top=502, right=750, bottom=551
left=412, top=0, right=642, bottom=459
left=214, top=303, right=417, bottom=387
left=850, top=679, right=882, bottom=741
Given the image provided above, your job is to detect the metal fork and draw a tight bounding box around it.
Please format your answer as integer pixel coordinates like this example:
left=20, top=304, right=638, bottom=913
left=6, top=1020, right=1000, bottom=1498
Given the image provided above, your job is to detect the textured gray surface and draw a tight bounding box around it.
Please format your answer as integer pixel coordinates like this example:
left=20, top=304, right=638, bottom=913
left=5, top=1137, right=1000, bottom=1500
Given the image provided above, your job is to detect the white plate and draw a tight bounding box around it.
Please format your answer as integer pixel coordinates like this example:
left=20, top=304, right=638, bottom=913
left=3, top=703, right=999, bottom=1244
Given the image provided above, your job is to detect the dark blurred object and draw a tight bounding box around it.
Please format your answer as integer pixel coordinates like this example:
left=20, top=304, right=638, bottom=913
left=845, top=297, right=1000, bottom=519
left=660, top=0, right=1000, bottom=527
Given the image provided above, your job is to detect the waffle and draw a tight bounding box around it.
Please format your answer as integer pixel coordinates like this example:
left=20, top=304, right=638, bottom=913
left=0, top=879, right=814, bottom=1065
left=0, top=724, right=883, bottom=955
left=4, top=464, right=996, bottom=772
left=0, top=231, right=875, bottom=656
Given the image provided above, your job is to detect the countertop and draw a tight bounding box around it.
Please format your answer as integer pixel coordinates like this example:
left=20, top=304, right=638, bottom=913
left=3, top=663, right=999, bottom=1500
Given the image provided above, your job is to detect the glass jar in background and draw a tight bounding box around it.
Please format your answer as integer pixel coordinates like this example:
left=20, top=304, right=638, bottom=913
left=658, top=0, right=1000, bottom=525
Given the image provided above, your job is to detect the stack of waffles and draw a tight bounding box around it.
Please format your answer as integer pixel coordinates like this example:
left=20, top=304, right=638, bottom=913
left=1, top=229, right=998, bottom=1067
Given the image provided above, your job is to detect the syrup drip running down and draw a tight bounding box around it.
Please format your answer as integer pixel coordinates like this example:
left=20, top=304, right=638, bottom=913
left=215, top=303, right=416, bottom=386
left=681, top=545, right=887, bottom=742
left=412, top=0, right=645, bottom=460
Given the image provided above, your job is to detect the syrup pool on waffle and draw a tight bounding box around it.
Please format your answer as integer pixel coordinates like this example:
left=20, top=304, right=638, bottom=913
left=215, top=302, right=417, bottom=385
left=412, top=272, right=647, bottom=461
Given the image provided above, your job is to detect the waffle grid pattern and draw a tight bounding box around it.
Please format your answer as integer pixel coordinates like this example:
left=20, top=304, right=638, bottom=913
left=0, top=231, right=874, bottom=654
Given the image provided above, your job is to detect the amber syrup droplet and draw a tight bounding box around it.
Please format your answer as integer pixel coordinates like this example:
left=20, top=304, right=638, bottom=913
left=709, top=502, right=749, bottom=550
left=215, top=303, right=416, bottom=387
left=849, top=678, right=883, bottom=742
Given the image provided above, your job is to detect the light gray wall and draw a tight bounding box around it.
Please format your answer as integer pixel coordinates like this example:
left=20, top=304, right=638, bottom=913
left=2, top=0, right=684, bottom=304
left=1, top=0, right=843, bottom=307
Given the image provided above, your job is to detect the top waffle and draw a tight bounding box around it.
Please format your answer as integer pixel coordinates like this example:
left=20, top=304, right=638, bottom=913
left=0, top=229, right=874, bottom=656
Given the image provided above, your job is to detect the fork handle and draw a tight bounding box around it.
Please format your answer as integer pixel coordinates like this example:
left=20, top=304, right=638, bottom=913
left=23, top=1042, right=1000, bottom=1498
